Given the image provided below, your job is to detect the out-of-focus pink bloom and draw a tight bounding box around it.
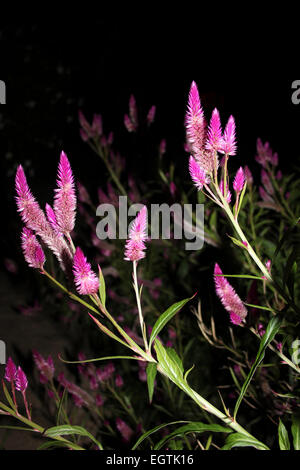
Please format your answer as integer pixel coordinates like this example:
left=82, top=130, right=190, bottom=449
left=233, top=167, right=245, bottom=194
left=255, top=139, right=277, bottom=168
left=261, top=170, right=274, bottom=195
left=116, top=418, right=134, bottom=443
left=54, top=151, right=76, bottom=234
left=259, top=186, right=274, bottom=203
left=15, top=366, right=28, bottom=393
left=57, top=372, right=94, bottom=407
left=4, top=357, right=17, bottom=383
left=15, top=165, right=72, bottom=268
left=107, top=131, right=114, bottom=145
left=138, top=361, right=147, bottom=382
left=189, top=156, right=210, bottom=191
left=96, top=394, right=105, bottom=407
left=169, top=181, right=177, bottom=197
left=92, top=114, right=103, bottom=137
left=21, top=227, right=45, bottom=269
left=168, top=327, right=176, bottom=340
left=205, top=108, right=223, bottom=152
left=115, top=374, right=124, bottom=388
left=77, top=182, right=92, bottom=206
left=159, top=139, right=166, bottom=157
left=276, top=170, right=282, bottom=181
left=146, top=105, right=156, bottom=125
left=73, top=247, right=99, bottom=295
left=244, top=166, right=253, bottom=185
left=286, top=192, right=291, bottom=200
left=4, top=258, right=18, bottom=274
left=219, top=180, right=232, bottom=203
left=214, top=263, right=247, bottom=326
left=32, top=350, right=55, bottom=383
left=129, top=95, right=138, bottom=127
left=89, top=375, right=98, bottom=390
left=124, top=206, right=148, bottom=262
left=258, top=323, right=265, bottom=337
left=124, top=114, right=136, bottom=132
left=185, top=81, right=206, bottom=156
left=220, top=116, right=236, bottom=156
left=96, top=362, right=115, bottom=382
left=266, top=260, right=272, bottom=272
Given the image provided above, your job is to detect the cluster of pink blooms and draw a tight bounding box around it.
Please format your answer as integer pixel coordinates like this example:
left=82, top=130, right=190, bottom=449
left=15, top=152, right=100, bottom=296
left=79, top=110, right=114, bottom=148
left=4, top=357, right=30, bottom=418
left=214, top=264, right=248, bottom=326
left=32, top=350, right=55, bottom=384
left=124, top=94, right=156, bottom=133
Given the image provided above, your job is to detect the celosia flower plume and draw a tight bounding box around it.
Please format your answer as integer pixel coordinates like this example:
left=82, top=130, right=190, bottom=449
left=214, top=263, right=247, bottom=325
left=124, top=206, right=148, bottom=262
left=54, top=151, right=76, bottom=234
left=15, top=366, right=28, bottom=393
left=233, top=167, right=245, bottom=194
left=185, top=81, right=206, bottom=154
left=220, top=116, right=237, bottom=156
left=73, top=247, right=99, bottom=295
left=4, top=357, right=17, bottom=383
left=32, top=350, right=55, bottom=384
left=205, top=108, right=223, bottom=152
left=21, top=227, right=45, bottom=269
left=189, top=156, right=210, bottom=191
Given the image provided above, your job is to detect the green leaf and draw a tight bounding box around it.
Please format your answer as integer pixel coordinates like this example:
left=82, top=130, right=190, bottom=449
left=291, top=416, right=300, bottom=450
left=37, top=440, right=77, bottom=451
left=146, top=363, right=157, bottom=403
left=233, top=316, right=282, bottom=420
left=154, top=422, right=232, bottom=450
left=278, top=420, right=290, bottom=450
left=222, top=432, right=269, bottom=450
left=56, top=387, right=68, bottom=426
left=98, top=267, right=106, bottom=308
left=2, top=381, right=16, bottom=412
left=154, top=340, right=184, bottom=385
left=44, top=425, right=103, bottom=450
left=59, top=355, right=140, bottom=364
left=131, top=421, right=188, bottom=450
left=149, top=295, right=195, bottom=350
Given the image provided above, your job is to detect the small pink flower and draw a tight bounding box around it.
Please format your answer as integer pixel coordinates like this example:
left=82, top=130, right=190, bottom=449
left=220, top=116, right=236, bottom=156
left=159, top=139, right=166, bottom=157
left=124, top=114, right=136, bottom=132
left=124, top=206, right=148, bottom=262
left=205, top=108, right=223, bottom=152
left=33, top=350, right=55, bottom=383
left=54, top=151, right=77, bottom=234
left=233, top=167, right=245, bottom=194
left=261, top=169, right=274, bottom=195
left=73, top=247, right=99, bottom=295
left=15, top=366, right=28, bottom=393
left=244, top=166, right=253, bottom=185
left=116, top=418, right=134, bottom=443
left=189, top=156, right=210, bottom=191
left=214, top=263, right=247, bottom=326
left=4, top=357, right=17, bottom=383
left=115, top=374, right=124, bottom=388
left=96, top=394, right=105, bottom=407
left=185, top=81, right=206, bottom=156
left=91, top=114, right=103, bottom=137
left=146, top=105, right=156, bottom=125
left=21, top=227, right=45, bottom=269
left=129, top=94, right=138, bottom=128
left=219, top=180, right=232, bottom=203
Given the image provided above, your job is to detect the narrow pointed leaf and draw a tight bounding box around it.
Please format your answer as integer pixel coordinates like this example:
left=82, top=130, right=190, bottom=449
left=222, top=432, right=269, bottom=450
left=98, top=267, right=106, bottom=308
left=291, top=416, right=300, bottom=450
left=44, top=424, right=103, bottom=450
left=278, top=420, right=290, bottom=450
left=146, top=362, right=157, bottom=403
left=131, top=421, right=188, bottom=450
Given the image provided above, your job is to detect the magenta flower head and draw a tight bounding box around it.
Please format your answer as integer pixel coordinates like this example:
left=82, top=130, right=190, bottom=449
left=21, top=227, right=45, bottom=269
left=233, top=167, right=245, bottom=194
left=185, top=81, right=206, bottom=156
left=15, top=366, right=28, bottom=393
left=124, top=206, right=148, bottom=262
left=146, top=105, right=156, bottom=126
left=54, top=151, right=76, bottom=235
left=214, top=263, right=247, bottom=326
left=73, top=247, right=99, bottom=295
left=244, top=166, right=253, bottom=185
left=4, top=357, right=17, bottom=383
left=205, top=108, right=223, bottom=152
left=33, top=350, right=55, bottom=384
left=219, top=180, right=232, bottom=203
left=189, top=156, right=210, bottom=191
left=45, top=204, right=62, bottom=236
left=220, top=116, right=237, bottom=156
left=116, top=418, right=134, bottom=443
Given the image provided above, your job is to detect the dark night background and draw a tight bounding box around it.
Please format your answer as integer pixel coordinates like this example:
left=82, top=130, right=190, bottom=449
left=0, top=19, right=299, bottom=449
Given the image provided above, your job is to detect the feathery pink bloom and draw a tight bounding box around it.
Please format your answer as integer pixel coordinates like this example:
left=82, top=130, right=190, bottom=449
left=15, top=366, right=28, bottom=393
left=124, top=114, right=136, bottom=132
left=219, top=180, right=232, bottom=203
left=129, top=94, right=138, bottom=128
left=220, top=116, right=237, bottom=156
left=73, top=247, right=99, bottom=295
left=116, top=418, right=134, bottom=443
left=147, top=105, right=156, bottom=125
left=205, top=108, right=223, bottom=151
left=244, top=166, right=253, bottom=185
left=261, top=169, right=274, bottom=195
left=21, top=227, right=45, bottom=269
left=189, top=156, right=210, bottom=191
left=32, top=350, right=55, bottom=384
left=233, top=167, right=245, bottom=194
left=214, top=263, right=247, bottom=326
left=185, top=81, right=206, bottom=157
left=54, top=151, right=76, bottom=234
left=159, top=139, right=166, bottom=157
left=45, top=204, right=62, bottom=236
left=259, top=186, right=274, bottom=203
left=15, top=165, right=72, bottom=268
left=115, top=374, right=124, bottom=388
left=4, top=357, right=17, bottom=383
left=124, top=206, right=148, bottom=262
left=91, top=114, right=103, bottom=137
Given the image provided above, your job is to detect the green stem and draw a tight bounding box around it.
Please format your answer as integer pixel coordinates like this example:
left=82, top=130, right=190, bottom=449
left=133, top=261, right=149, bottom=352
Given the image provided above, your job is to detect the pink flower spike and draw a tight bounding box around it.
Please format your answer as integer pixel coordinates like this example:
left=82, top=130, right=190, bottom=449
left=146, top=105, right=156, bottom=125
left=124, top=206, right=148, bottom=262
left=21, top=227, right=45, bottom=269
left=73, top=247, right=99, bottom=295
left=45, top=204, right=62, bottom=236
left=54, top=151, right=76, bottom=234
left=129, top=94, right=138, bottom=127
left=220, top=116, right=237, bottom=156
left=205, top=108, right=223, bottom=151
left=91, top=114, right=103, bottom=137
left=185, top=81, right=206, bottom=156
left=15, top=366, right=28, bottom=393
left=124, top=114, right=136, bottom=133
left=233, top=167, right=245, bottom=194
left=116, top=418, right=134, bottom=443
left=189, top=156, right=210, bottom=191
left=32, top=350, right=55, bottom=383
left=4, top=357, right=17, bottom=383
left=219, top=180, right=232, bottom=203
left=214, top=263, right=247, bottom=326
left=244, top=166, right=253, bottom=185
